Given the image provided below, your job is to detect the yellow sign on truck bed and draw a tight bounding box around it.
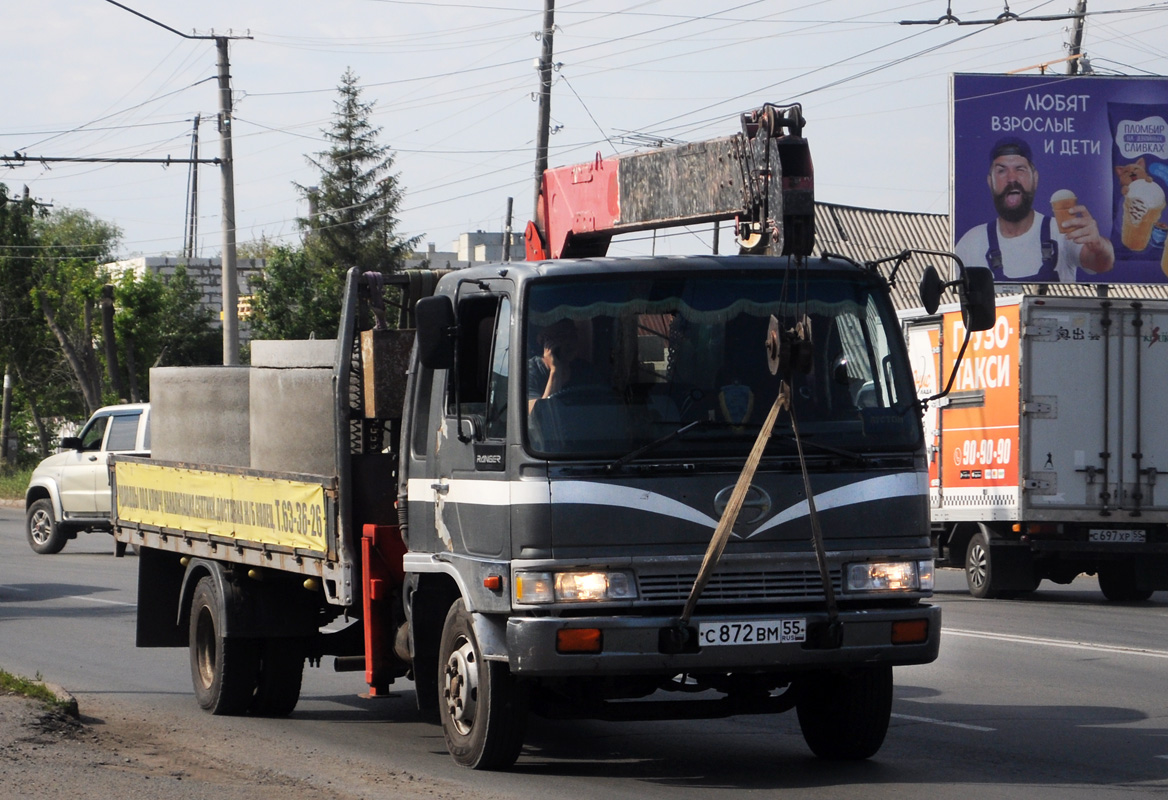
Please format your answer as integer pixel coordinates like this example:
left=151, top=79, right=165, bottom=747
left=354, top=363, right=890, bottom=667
left=114, top=460, right=331, bottom=553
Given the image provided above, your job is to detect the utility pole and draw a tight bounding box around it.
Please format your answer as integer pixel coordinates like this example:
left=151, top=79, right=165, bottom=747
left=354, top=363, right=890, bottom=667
left=533, top=0, right=555, bottom=220
left=185, top=114, right=201, bottom=259
left=99, top=1, right=249, bottom=365
left=1067, top=0, right=1087, bottom=75
left=216, top=37, right=240, bottom=365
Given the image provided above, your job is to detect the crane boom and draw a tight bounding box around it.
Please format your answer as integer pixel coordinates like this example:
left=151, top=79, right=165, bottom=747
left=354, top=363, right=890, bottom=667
left=525, top=103, right=814, bottom=260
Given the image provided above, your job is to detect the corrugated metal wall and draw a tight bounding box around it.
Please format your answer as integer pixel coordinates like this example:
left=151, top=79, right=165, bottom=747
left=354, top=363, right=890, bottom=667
left=811, top=202, right=1168, bottom=311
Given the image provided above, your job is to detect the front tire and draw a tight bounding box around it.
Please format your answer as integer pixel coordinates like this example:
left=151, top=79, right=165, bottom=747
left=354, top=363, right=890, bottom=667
left=965, top=531, right=997, bottom=599
left=796, top=665, right=893, bottom=760
left=438, top=600, right=528, bottom=770
left=26, top=499, right=67, bottom=555
left=189, top=576, right=259, bottom=715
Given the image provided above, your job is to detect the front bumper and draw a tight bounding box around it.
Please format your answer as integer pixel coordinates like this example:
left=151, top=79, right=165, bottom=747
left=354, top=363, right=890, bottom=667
left=506, top=604, right=940, bottom=676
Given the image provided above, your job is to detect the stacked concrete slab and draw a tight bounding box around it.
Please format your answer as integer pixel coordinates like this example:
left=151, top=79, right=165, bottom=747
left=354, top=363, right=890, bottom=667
left=149, top=366, right=251, bottom=466
left=148, top=339, right=338, bottom=476
left=249, top=340, right=337, bottom=476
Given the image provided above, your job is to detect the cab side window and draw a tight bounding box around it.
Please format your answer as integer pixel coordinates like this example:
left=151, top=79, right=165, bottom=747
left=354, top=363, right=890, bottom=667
left=79, top=416, right=109, bottom=452
left=449, top=295, right=508, bottom=435
left=106, top=414, right=142, bottom=451
left=484, top=298, right=511, bottom=440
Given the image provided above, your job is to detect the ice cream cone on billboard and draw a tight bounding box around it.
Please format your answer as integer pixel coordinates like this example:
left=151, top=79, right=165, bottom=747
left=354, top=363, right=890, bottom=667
left=1121, top=180, right=1166, bottom=251
left=1050, top=189, right=1077, bottom=234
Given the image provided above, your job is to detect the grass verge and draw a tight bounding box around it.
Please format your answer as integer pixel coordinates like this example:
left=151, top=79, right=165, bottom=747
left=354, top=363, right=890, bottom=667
left=0, top=465, right=31, bottom=503
left=0, top=668, right=72, bottom=711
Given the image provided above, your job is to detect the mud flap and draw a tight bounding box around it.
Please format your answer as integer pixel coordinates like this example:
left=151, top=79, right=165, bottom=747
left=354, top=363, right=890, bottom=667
left=988, top=540, right=1037, bottom=591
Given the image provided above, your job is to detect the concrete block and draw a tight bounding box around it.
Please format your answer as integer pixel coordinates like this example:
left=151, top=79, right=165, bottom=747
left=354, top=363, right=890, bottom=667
left=251, top=339, right=337, bottom=369
left=249, top=367, right=335, bottom=476
left=149, top=366, right=251, bottom=466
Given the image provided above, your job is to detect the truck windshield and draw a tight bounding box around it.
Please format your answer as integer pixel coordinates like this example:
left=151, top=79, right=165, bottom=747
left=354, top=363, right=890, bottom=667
left=524, top=271, right=920, bottom=459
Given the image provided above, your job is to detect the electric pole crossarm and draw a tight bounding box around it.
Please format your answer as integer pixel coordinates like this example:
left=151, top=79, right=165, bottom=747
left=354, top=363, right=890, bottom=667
left=2, top=153, right=221, bottom=166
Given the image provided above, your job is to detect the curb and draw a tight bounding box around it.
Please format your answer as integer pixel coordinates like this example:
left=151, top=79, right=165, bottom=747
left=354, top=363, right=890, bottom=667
left=36, top=681, right=79, bottom=718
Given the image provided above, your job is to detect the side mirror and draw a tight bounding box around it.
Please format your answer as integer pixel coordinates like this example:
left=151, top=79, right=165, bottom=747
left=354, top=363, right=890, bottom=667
left=59, top=436, right=82, bottom=450
left=960, top=266, right=996, bottom=332
left=415, top=295, right=456, bottom=370
left=919, top=266, right=944, bottom=315
left=917, top=263, right=995, bottom=332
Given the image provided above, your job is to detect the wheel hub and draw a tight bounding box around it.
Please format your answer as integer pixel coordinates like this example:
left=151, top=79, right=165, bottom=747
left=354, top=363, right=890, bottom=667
left=968, top=543, right=988, bottom=589
left=30, top=510, right=52, bottom=545
left=442, top=638, right=479, bottom=734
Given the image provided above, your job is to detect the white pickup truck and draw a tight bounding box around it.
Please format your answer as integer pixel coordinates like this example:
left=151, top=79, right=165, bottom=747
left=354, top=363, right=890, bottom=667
left=24, top=403, right=150, bottom=554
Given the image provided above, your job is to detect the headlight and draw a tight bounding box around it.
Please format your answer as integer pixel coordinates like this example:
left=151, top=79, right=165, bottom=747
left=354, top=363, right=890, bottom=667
left=514, top=570, right=637, bottom=604
left=845, top=561, right=931, bottom=593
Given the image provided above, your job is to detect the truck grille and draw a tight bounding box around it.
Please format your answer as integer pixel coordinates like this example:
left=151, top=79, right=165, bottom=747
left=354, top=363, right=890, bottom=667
left=637, top=568, right=843, bottom=603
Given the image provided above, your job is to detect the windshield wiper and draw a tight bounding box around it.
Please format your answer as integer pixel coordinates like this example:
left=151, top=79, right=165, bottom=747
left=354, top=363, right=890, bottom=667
left=606, top=420, right=704, bottom=473
left=770, top=432, right=867, bottom=462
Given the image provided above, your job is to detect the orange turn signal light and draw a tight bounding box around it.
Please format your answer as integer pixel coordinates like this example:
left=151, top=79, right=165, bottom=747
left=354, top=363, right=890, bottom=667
left=483, top=575, right=503, bottom=592
left=891, top=619, right=929, bottom=645
left=556, top=628, right=602, bottom=654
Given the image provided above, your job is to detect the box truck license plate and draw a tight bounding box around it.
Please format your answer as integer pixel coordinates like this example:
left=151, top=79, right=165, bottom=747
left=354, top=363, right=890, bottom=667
left=698, top=619, right=806, bottom=646
left=1089, top=529, right=1146, bottom=543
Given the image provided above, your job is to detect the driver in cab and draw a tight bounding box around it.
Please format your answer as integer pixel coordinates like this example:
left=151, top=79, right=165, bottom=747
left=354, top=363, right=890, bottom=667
left=527, top=318, right=595, bottom=412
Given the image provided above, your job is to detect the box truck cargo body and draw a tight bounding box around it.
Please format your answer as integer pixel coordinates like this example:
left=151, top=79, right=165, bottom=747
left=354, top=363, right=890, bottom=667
left=904, top=294, right=1168, bottom=600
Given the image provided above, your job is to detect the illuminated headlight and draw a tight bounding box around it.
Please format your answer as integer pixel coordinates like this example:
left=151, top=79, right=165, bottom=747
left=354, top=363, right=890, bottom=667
left=846, top=561, right=933, bottom=593
left=514, top=570, right=637, bottom=604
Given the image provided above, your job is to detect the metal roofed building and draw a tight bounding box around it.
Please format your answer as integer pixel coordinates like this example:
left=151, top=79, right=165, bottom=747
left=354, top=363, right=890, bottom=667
left=811, top=202, right=1168, bottom=311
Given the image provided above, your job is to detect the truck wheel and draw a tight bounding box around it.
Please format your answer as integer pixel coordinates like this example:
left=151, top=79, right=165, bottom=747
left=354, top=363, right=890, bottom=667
left=189, top=576, right=260, bottom=715
left=796, top=665, right=893, bottom=760
left=1098, top=565, right=1154, bottom=602
left=249, top=638, right=304, bottom=717
left=26, top=499, right=67, bottom=555
left=438, top=600, right=528, bottom=770
left=965, top=531, right=998, bottom=599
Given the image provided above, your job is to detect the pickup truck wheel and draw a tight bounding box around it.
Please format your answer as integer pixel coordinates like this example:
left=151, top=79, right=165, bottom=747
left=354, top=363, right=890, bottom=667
left=26, top=499, right=67, bottom=555
left=1098, top=565, right=1154, bottom=602
left=249, top=638, right=304, bottom=717
left=796, top=665, right=893, bottom=760
left=189, top=576, right=260, bottom=715
left=965, top=531, right=998, bottom=599
left=438, top=600, right=528, bottom=770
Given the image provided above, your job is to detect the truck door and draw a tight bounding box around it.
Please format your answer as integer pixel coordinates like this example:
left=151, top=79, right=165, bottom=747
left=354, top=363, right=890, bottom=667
left=59, top=413, right=111, bottom=516
left=905, top=320, right=942, bottom=508
left=414, top=287, right=514, bottom=558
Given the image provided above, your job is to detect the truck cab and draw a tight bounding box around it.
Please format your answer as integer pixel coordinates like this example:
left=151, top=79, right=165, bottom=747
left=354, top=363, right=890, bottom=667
left=25, top=403, right=150, bottom=554
left=401, top=255, right=940, bottom=766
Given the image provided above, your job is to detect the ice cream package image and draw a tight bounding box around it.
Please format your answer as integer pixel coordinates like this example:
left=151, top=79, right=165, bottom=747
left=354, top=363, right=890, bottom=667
left=1109, top=102, right=1168, bottom=270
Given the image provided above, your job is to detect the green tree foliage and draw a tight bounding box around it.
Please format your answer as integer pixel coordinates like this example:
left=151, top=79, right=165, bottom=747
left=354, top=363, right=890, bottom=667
left=112, top=264, right=220, bottom=400
left=297, top=67, right=420, bottom=275
left=251, top=69, right=420, bottom=341
left=29, top=209, right=121, bottom=414
left=248, top=245, right=343, bottom=340
left=0, top=185, right=223, bottom=456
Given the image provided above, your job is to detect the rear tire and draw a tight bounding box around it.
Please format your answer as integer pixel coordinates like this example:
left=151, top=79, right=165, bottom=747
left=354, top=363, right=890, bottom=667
left=796, top=665, right=893, bottom=760
left=1098, top=564, right=1154, bottom=602
left=438, top=600, right=528, bottom=770
left=189, top=576, right=259, bottom=715
left=26, top=499, right=67, bottom=555
left=249, top=638, right=304, bottom=717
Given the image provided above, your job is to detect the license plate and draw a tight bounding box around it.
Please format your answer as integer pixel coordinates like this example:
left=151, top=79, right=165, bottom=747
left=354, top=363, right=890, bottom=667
left=698, top=619, right=806, bottom=646
left=1089, top=529, right=1146, bottom=543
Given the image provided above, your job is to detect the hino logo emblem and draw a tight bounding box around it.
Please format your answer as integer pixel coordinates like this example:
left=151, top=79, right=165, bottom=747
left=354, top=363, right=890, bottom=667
left=713, top=484, right=771, bottom=525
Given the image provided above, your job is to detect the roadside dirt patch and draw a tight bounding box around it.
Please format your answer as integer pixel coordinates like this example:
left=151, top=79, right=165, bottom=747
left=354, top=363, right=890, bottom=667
left=0, top=693, right=471, bottom=799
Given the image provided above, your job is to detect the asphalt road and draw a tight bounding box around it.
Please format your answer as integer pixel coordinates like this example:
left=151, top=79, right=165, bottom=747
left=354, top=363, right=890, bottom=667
left=1, top=506, right=1167, bottom=798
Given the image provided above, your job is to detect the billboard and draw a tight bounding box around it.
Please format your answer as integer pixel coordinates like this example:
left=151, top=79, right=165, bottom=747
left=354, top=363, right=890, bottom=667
left=953, top=73, right=1168, bottom=285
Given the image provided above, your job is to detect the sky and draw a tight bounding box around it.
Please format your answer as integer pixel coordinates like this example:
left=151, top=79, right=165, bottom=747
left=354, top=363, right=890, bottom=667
left=4, top=0, right=1168, bottom=261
